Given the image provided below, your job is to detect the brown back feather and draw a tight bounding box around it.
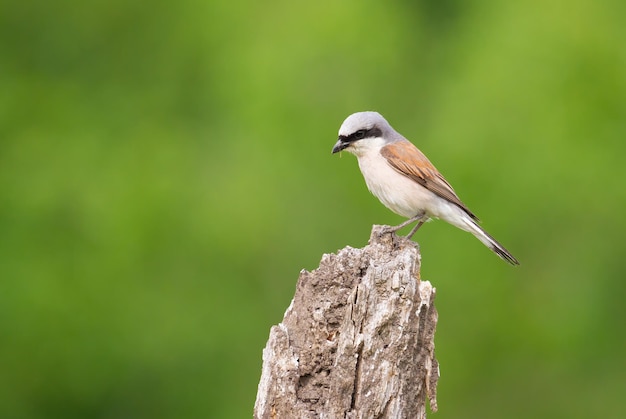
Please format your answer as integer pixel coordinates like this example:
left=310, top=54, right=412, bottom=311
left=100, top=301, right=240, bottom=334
left=380, top=141, right=479, bottom=221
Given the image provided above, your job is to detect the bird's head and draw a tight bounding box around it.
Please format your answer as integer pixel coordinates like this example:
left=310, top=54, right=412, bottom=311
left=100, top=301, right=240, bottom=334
left=332, top=111, right=393, bottom=156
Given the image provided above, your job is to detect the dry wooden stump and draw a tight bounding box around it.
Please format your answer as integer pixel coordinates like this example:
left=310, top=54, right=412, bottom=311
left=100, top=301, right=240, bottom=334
left=254, top=225, right=439, bottom=419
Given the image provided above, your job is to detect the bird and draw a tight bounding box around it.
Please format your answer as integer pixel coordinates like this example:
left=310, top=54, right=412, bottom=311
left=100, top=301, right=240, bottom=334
left=332, top=111, right=519, bottom=265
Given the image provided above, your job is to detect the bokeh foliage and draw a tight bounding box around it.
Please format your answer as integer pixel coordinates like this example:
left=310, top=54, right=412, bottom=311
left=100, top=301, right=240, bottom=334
left=1, top=0, right=625, bottom=417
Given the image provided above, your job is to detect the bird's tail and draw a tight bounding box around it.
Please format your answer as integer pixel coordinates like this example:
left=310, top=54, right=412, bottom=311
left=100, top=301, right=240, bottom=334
left=461, top=217, right=520, bottom=265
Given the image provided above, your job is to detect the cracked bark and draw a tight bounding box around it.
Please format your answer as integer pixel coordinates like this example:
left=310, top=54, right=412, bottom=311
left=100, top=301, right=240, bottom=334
left=254, top=225, right=439, bottom=419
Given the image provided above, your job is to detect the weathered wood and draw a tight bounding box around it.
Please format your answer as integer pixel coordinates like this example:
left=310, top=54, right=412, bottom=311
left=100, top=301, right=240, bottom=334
left=254, top=225, right=439, bottom=419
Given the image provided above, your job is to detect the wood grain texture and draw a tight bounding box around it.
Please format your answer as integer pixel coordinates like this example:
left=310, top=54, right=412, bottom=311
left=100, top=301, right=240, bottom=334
left=254, top=226, right=439, bottom=419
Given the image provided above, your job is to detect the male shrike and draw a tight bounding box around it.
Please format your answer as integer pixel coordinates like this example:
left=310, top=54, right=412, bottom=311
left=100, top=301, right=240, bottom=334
left=332, top=111, right=519, bottom=265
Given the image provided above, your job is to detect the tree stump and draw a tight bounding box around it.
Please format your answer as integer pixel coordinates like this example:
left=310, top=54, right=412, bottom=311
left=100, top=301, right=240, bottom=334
left=254, top=225, right=439, bottom=419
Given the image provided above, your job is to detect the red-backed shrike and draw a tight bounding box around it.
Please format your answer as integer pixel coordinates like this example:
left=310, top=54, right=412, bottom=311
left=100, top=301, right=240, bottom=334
left=332, top=111, right=519, bottom=265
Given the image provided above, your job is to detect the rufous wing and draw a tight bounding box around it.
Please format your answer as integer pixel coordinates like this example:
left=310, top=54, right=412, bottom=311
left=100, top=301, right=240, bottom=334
left=380, top=140, right=479, bottom=221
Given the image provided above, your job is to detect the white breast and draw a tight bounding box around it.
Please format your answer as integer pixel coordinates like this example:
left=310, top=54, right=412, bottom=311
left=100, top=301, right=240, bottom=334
left=349, top=137, right=439, bottom=219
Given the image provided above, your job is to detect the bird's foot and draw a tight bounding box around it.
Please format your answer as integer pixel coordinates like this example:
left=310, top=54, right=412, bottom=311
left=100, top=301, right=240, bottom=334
left=376, top=212, right=427, bottom=239
left=377, top=225, right=396, bottom=236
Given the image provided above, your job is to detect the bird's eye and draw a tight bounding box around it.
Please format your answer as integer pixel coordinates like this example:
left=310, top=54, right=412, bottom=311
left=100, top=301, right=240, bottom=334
left=354, top=130, right=366, bottom=139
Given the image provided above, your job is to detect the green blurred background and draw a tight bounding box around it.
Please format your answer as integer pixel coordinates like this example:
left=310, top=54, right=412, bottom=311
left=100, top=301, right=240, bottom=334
left=1, top=0, right=625, bottom=417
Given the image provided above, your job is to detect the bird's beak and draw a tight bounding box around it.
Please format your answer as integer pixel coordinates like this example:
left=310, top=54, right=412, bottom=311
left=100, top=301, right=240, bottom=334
left=332, top=137, right=349, bottom=154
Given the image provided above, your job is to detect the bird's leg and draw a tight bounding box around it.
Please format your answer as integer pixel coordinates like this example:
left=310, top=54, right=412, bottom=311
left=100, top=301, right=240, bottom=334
left=406, top=220, right=425, bottom=240
left=381, top=211, right=426, bottom=236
